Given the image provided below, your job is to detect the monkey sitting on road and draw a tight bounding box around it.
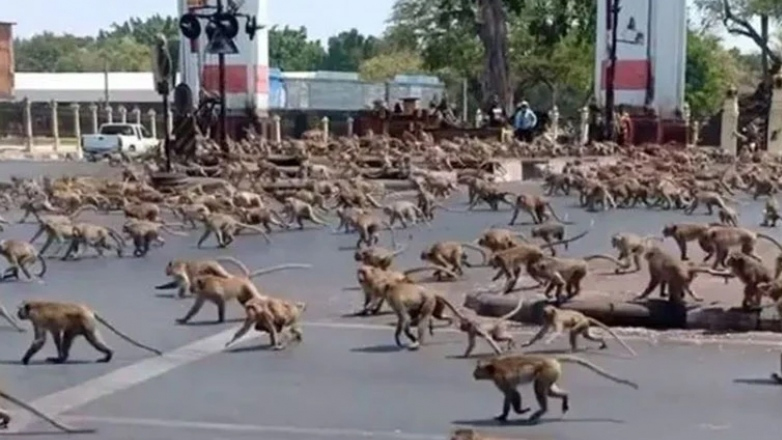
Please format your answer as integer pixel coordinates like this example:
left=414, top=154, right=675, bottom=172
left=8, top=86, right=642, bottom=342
left=441, top=293, right=525, bottom=357
left=224, top=295, right=307, bottom=351
left=521, top=305, right=636, bottom=356
left=0, top=387, right=94, bottom=433
left=0, top=239, right=46, bottom=280
left=16, top=300, right=162, bottom=364
left=472, top=354, right=638, bottom=423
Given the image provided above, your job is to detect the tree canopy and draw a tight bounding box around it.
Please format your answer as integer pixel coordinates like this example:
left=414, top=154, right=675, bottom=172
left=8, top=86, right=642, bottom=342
left=11, top=1, right=764, bottom=118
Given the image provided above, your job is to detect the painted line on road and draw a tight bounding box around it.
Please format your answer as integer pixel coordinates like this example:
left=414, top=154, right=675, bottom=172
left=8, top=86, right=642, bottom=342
left=10, top=318, right=782, bottom=432
left=62, top=415, right=443, bottom=440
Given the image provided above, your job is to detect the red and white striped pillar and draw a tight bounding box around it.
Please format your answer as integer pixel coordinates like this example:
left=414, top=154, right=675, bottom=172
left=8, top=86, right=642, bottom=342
left=177, top=0, right=269, bottom=114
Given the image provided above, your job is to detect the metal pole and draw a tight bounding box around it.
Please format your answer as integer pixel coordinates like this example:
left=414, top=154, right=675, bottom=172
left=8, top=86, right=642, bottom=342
left=163, top=93, right=171, bottom=172
left=604, top=0, right=620, bottom=141
left=217, top=0, right=229, bottom=153
left=103, top=59, right=110, bottom=105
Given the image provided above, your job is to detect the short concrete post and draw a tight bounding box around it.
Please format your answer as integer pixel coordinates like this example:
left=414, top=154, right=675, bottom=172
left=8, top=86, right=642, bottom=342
left=105, top=105, right=113, bottom=124
left=682, top=102, right=692, bottom=147
left=768, top=75, right=782, bottom=155
left=579, top=106, right=590, bottom=145
left=272, top=115, right=281, bottom=143
left=147, top=109, right=158, bottom=139
left=321, top=116, right=329, bottom=141
left=347, top=116, right=354, bottom=137
left=475, top=109, right=483, bottom=128
left=23, top=98, right=33, bottom=152
left=70, top=103, right=82, bottom=159
left=89, top=103, right=98, bottom=134
left=691, top=120, right=701, bottom=147
left=549, top=105, right=560, bottom=140
left=721, top=86, right=739, bottom=155
left=118, top=105, right=127, bottom=124
left=49, top=100, right=60, bottom=153
left=132, top=106, right=142, bottom=125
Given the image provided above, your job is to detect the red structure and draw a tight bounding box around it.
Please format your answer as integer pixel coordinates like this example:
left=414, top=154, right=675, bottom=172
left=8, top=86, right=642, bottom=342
left=0, top=22, right=14, bottom=101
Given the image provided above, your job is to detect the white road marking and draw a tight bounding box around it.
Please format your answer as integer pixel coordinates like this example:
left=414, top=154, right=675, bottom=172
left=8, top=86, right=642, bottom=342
left=62, top=415, right=443, bottom=440
left=9, top=319, right=782, bottom=432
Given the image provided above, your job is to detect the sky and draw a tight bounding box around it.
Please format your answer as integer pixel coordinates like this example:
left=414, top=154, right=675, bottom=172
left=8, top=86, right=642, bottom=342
left=0, top=0, right=764, bottom=53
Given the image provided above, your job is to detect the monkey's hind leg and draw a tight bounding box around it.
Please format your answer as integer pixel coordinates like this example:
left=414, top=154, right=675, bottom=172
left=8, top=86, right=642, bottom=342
left=83, top=329, right=114, bottom=363
left=528, top=380, right=569, bottom=423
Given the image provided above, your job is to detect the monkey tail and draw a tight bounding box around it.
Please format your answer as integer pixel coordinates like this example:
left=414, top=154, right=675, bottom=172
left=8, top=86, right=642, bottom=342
left=756, top=233, right=782, bottom=252
left=497, top=293, right=524, bottom=321
left=161, top=224, right=189, bottom=237
left=68, top=203, right=98, bottom=219
left=583, top=254, right=624, bottom=267
left=215, top=256, right=251, bottom=277
left=0, top=390, right=93, bottom=434
left=94, top=314, right=163, bottom=356
left=391, top=235, right=413, bottom=257
left=545, top=203, right=574, bottom=224
left=33, top=252, right=47, bottom=278
left=248, top=263, right=313, bottom=279
left=555, top=355, right=639, bottom=389
left=540, top=218, right=594, bottom=250
left=586, top=317, right=637, bottom=357
left=460, top=242, right=488, bottom=265
left=238, top=222, right=272, bottom=244
left=436, top=295, right=467, bottom=320
left=403, top=265, right=459, bottom=280
left=365, top=194, right=383, bottom=208
left=106, top=227, right=127, bottom=248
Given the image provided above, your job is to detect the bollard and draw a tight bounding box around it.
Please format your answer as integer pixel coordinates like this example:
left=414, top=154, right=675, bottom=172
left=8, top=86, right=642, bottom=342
left=89, top=103, right=99, bottom=134
left=347, top=116, right=354, bottom=137
left=272, top=114, right=281, bottom=143
left=132, top=106, right=142, bottom=125
left=682, top=102, right=692, bottom=147
left=549, top=105, right=560, bottom=140
left=70, top=103, right=82, bottom=160
left=147, top=109, right=158, bottom=139
left=118, top=105, right=127, bottom=124
left=720, top=85, right=739, bottom=155
left=49, top=100, right=60, bottom=153
left=105, top=105, right=113, bottom=124
left=475, top=109, right=483, bottom=128
left=579, top=106, right=589, bottom=145
left=321, top=116, right=329, bottom=141
left=23, top=98, right=33, bottom=152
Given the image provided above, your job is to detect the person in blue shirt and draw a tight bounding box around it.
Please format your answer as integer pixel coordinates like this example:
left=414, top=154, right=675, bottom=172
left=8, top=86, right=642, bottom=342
left=513, top=101, right=537, bottom=142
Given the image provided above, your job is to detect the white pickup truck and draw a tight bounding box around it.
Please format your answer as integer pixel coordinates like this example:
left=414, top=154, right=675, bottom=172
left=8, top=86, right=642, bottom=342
left=81, top=123, right=159, bottom=160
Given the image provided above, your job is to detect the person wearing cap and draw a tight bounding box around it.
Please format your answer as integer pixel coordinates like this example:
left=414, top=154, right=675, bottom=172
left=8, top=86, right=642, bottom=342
left=513, top=101, right=537, bottom=142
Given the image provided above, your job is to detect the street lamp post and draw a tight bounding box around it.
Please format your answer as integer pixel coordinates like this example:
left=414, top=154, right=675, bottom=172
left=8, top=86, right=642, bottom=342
left=604, top=0, right=620, bottom=142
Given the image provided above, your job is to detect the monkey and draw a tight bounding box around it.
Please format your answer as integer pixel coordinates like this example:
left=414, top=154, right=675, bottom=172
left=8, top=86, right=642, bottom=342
left=196, top=213, right=271, bottom=248
left=761, top=197, right=781, bottom=227
left=684, top=190, right=730, bottom=215
left=0, top=386, right=95, bottom=433
left=772, top=353, right=782, bottom=384
left=224, top=295, right=307, bottom=350
left=610, top=233, right=661, bottom=273
left=155, top=256, right=266, bottom=298
left=170, top=202, right=211, bottom=228
left=634, top=246, right=711, bottom=304
left=177, top=263, right=312, bottom=324
left=521, top=305, right=636, bottom=356
left=526, top=254, right=625, bottom=303
left=0, top=240, right=46, bottom=280
left=468, top=185, right=515, bottom=211
left=704, top=252, right=775, bottom=311
left=121, top=198, right=161, bottom=222
left=16, top=300, right=162, bottom=364
left=17, top=198, right=62, bottom=223
left=662, top=222, right=715, bottom=261
left=472, top=354, right=638, bottom=423
left=440, top=293, right=525, bottom=357
left=281, top=197, right=330, bottom=229
left=354, top=264, right=459, bottom=316
left=31, top=217, right=77, bottom=258
left=61, top=222, right=126, bottom=260
left=529, top=222, right=574, bottom=255
left=419, top=241, right=488, bottom=280
left=334, top=206, right=366, bottom=234
left=353, top=212, right=395, bottom=249
left=476, top=228, right=527, bottom=253
left=382, top=200, right=428, bottom=228
left=238, top=206, right=290, bottom=233
left=123, top=219, right=188, bottom=257
left=701, top=225, right=782, bottom=269
left=508, top=194, right=572, bottom=225
left=717, top=206, right=739, bottom=226
left=353, top=238, right=411, bottom=270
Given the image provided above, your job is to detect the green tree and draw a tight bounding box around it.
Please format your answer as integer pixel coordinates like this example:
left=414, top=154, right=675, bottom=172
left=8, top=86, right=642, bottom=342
left=685, top=30, right=737, bottom=118
left=268, top=26, right=326, bottom=71
left=321, top=29, right=380, bottom=71
left=358, top=50, right=425, bottom=81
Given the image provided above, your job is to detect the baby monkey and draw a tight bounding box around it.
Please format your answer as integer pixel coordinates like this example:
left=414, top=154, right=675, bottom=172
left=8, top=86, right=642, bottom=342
left=521, top=305, right=636, bottom=356
left=224, top=295, right=307, bottom=350
left=442, top=293, right=525, bottom=357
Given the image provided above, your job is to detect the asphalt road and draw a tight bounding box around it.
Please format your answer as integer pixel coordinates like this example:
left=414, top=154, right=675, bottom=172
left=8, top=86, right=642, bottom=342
left=0, top=161, right=780, bottom=439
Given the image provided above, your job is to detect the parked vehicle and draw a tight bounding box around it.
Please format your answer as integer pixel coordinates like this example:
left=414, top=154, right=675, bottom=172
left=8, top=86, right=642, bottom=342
left=81, top=123, right=158, bottom=160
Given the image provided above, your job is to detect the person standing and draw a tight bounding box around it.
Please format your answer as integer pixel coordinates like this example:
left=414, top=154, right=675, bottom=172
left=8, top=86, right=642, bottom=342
left=513, top=101, right=537, bottom=142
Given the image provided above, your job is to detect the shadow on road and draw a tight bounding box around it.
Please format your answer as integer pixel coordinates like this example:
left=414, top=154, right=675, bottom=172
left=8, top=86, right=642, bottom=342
left=732, top=377, right=782, bottom=386
left=452, top=416, right=625, bottom=427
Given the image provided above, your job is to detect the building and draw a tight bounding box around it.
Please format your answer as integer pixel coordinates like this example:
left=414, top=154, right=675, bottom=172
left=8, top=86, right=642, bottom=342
left=0, top=21, right=14, bottom=100
left=13, top=71, right=445, bottom=111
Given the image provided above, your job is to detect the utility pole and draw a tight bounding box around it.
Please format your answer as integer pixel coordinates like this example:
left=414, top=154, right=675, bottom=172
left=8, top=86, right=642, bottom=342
left=216, top=0, right=228, bottom=152
left=604, top=0, right=620, bottom=142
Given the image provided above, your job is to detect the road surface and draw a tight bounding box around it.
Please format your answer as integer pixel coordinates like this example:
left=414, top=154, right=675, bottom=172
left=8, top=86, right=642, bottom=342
left=0, top=161, right=779, bottom=440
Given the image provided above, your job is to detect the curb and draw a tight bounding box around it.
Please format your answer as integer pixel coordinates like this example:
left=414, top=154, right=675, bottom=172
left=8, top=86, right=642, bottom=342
left=462, top=293, right=773, bottom=332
